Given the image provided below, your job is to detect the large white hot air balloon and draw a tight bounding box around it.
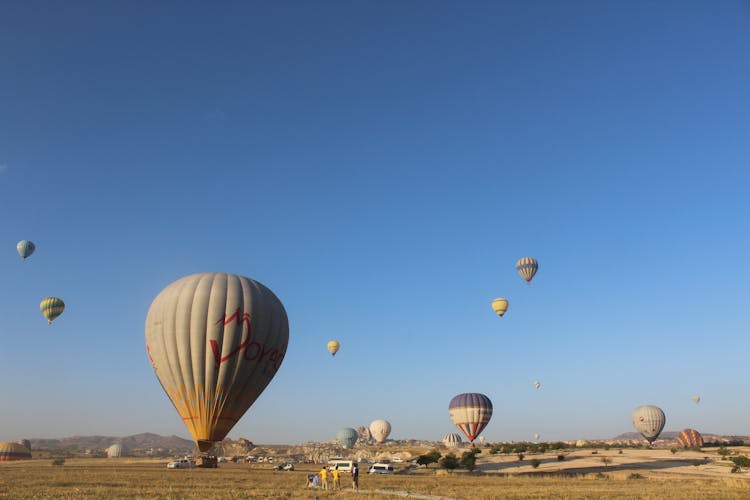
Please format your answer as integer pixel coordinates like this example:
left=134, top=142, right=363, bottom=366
left=631, top=405, right=666, bottom=444
left=145, top=272, right=289, bottom=453
left=369, top=419, right=391, bottom=444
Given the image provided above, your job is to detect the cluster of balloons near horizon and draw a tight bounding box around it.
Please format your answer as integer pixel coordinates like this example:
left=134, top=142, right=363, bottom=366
left=14, top=240, right=67, bottom=324
left=335, top=420, right=392, bottom=448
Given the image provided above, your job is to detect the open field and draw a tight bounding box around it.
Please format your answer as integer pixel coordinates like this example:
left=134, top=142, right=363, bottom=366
left=2, top=448, right=750, bottom=499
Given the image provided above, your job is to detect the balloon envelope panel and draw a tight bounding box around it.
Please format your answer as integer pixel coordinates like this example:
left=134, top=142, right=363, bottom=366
left=145, top=273, right=289, bottom=452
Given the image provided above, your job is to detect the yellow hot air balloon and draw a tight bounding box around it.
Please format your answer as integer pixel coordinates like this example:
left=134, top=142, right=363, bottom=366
left=327, top=340, right=340, bottom=356
left=145, top=273, right=288, bottom=453
left=515, top=257, right=538, bottom=284
left=40, top=297, right=65, bottom=324
left=692, top=395, right=700, bottom=404
left=491, top=298, right=508, bottom=317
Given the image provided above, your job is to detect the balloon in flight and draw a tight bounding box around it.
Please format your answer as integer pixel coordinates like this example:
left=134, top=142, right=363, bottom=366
left=16, top=240, right=35, bottom=260
left=40, top=297, right=65, bottom=324
left=448, top=393, right=493, bottom=443
left=336, top=428, right=358, bottom=449
left=515, top=257, right=538, bottom=283
left=327, top=340, right=340, bottom=356
left=369, top=419, right=391, bottom=444
left=534, top=381, right=541, bottom=389
left=145, top=272, right=289, bottom=453
left=491, top=298, right=508, bottom=317
left=533, top=433, right=540, bottom=441
left=631, top=405, right=666, bottom=444
left=692, top=395, right=700, bottom=404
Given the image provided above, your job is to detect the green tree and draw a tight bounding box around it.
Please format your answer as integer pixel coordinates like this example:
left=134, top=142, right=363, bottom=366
left=530, top=459, right=541, bottom=469
left=417, top=450, right=441, bottom=468
left=460, top=449, right=480, bottom=472
left=731, top=456, right=750, bottom=472
left=440, top=453, right=459, bottom=470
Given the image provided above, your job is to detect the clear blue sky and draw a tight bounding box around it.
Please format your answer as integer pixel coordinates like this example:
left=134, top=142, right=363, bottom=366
left=1, top=1, right=748, bottom=445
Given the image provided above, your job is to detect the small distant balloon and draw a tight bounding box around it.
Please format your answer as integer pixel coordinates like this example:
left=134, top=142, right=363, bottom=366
left=533, top=433, right=540, bottom=441
left=40, top=297, right=65, bottom=324
left=491, top=298, right=508, bottom=317
left=534, top=381, right=541, bottom=389
left=515, top=257, right=538, bottom=284
left=692, top=395, right=700, bottom=404
left=327, top=340, right=340, bottom=356
left=16, top=240, right=35, bottom=260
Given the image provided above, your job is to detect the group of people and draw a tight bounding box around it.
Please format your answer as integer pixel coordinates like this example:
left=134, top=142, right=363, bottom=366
left=306, top=463, right=359, bottom=490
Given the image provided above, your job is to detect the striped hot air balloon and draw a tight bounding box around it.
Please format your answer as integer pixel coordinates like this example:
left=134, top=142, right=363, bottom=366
left=677, top=429, right=704, bottom=448
left=0, top=442, right=31, bottom=461
left=145, top=273, right=289, bottom=453
left=515, top=257, right=538, bottom=284
left=40, top=297, right=65, bottom=324
left=448, top=393, right=493, bottom=443
left=442, top=433, right=463, bottom=448
left=107, top=443, right=123, bottom=458
left=16, top=240, right=35, bottom=260
left=631, top=405, right=666, bottom=444
left=491, top=298, right=508, bottom=317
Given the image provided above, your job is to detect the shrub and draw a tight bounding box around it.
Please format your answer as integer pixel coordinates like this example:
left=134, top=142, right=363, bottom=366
left=670, top=448, right=678, bottom=454
left=440, top=453, right=459, bottom=470
left=591, top=450, right=598, bottom=455
left=628, top=473, right=645, bottom=480
left=618, top=450, right=623, bottom=454
left=730, top=456, right=750, bottom=471
left=530, top=459, right=541, bottom=469
left=557, top=454, right=565, bottom=461
left=51, top=458, right=65, bottom=466
left=460, top=450, right=479, bottom=472
left=691, top=459, right=704, bottom=467
left=517, top=453, right=524, bottom=461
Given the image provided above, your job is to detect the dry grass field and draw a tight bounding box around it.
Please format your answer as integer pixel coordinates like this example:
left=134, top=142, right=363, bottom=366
left=2, top=448, right=750, bottom=499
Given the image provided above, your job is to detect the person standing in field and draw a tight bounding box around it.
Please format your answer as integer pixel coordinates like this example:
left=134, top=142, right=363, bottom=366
left=332, top=465, right=341, bottom=490
left=319, top=466, right=328, bottom=490
left=351, top=463, right=359, bottom=490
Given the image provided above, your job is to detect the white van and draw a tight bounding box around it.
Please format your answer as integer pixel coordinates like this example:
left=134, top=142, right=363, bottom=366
left=368, top=463, right=394, bottom=474
left=327, top=458, right=356, bottom=472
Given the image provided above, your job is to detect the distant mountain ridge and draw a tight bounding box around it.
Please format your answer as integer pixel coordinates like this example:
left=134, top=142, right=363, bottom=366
left=29, top=433, right=194, bottom=453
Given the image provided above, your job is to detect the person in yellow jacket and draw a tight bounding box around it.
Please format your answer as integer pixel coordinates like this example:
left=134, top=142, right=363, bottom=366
left=319, top=466, right=328, bottom=490
left=332, top=465, right=341, bottom=490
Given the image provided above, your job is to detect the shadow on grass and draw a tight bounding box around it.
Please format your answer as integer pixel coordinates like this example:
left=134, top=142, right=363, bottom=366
left=517, top=458, right=711, bottom=477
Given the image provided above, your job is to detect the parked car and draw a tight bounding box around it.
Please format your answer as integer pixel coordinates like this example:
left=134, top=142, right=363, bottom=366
left=167, top=459, right=195, bottom=469
left=392, top=457, right=404, bottom=463
left=282, top=463, right=294, bottom=471
left=368, top=463, right=394, bottom=474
